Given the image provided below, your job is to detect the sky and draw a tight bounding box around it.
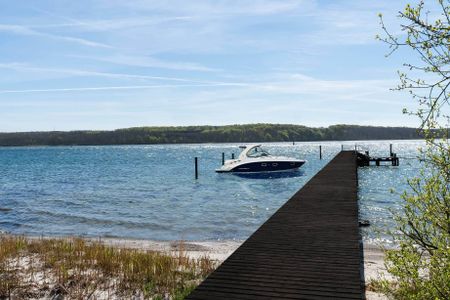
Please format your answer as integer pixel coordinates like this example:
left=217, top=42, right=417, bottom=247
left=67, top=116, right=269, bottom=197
left=0, top=0, right=426, bottom=132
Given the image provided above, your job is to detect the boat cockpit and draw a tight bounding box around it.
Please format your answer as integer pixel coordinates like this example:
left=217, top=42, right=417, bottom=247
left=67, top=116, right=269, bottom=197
left=246, top=146, right=270, bottom=158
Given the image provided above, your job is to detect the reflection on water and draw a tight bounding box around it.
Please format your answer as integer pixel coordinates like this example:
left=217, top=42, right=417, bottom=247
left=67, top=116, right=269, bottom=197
left=231, top=169, right=305, bottom=179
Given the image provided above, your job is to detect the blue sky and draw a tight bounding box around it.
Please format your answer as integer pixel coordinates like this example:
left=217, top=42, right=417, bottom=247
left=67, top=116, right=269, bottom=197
left=0, top=0, right=421, bottom=131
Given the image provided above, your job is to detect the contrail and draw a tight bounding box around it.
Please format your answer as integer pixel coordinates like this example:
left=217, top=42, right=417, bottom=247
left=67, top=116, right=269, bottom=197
left=0, top=83, right=249, bottom=94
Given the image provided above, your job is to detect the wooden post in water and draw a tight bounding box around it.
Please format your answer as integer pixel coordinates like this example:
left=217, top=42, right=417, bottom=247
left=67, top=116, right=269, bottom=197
left=194, top=157, right=198, bottom=179
left=392, top=153, right=399, bottom=166
left=319, top=145, right=322, bottom=160
left=222, top=152, right=225, bottom=165
left=390, top=144, right=393, bottom=156
left=341, top=144, right=344, bottom=151
left=231, top=153, right=235, bottom=159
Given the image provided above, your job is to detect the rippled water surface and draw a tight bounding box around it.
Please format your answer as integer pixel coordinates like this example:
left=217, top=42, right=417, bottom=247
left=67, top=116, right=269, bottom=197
left=0, top=141, right=423, bottom=243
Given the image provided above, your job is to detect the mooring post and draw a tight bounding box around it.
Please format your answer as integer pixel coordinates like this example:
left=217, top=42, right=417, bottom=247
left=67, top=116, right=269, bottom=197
left=390, top=144, right=393, bottom=156
left=392, top=153, right=399, bottom=166
left=194, top=157, right=198, bottom=179
left=319, top=145, right=322, bottom=160
left=341, top=144, right=344, bottom=151
left=222, top=152, right=225, bottom=165
left=231, top=153, right=235, bottom=159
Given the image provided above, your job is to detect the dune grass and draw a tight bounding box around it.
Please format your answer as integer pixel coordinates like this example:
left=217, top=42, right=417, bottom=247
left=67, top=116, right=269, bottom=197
left=0, top=235, right=215, bottom=299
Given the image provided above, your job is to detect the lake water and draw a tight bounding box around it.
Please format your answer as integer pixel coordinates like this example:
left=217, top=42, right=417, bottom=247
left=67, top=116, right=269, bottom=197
left=0, top=140, right=423, bottom=244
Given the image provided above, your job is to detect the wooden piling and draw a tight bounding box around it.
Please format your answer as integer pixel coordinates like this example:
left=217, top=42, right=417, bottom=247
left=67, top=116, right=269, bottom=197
left=231, top=153, right=235, bottom=159
left=194, top=157, right=198, bottom=179
left=392, top=153, right=399, bottom=166
left=222, top=152, right=225, bottom=165
left=319, top=145, right=322, bottom=160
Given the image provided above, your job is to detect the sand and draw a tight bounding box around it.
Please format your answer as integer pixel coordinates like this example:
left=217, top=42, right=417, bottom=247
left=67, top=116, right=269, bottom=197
left=97, top=238, right=390, bottom=299
left=91, top=237, right=242, bottom=262
left=363, top=244, right=390, bottom=300
left=6, top=235, right=390, bottom=299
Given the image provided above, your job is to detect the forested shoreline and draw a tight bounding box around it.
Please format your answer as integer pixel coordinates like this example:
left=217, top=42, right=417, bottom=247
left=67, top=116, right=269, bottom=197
left=0, top=124, right=423, bottom=146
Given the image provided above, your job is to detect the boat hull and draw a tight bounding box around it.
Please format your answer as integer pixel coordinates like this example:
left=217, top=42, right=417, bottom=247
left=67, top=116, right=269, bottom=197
left=216, top=160, right=305, bottom=173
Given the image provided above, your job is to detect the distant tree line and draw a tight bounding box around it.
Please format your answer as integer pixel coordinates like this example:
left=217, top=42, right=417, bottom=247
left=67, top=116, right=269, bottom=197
left=0, top=124, right=425, bottom=146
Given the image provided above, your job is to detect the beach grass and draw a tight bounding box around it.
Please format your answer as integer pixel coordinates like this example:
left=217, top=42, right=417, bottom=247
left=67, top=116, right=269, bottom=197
left=0, top=235, right=215, bottom=299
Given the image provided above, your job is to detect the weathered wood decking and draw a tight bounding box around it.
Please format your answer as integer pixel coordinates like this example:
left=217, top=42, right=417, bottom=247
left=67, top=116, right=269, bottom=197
left=187, top=151, right=364, bottom=300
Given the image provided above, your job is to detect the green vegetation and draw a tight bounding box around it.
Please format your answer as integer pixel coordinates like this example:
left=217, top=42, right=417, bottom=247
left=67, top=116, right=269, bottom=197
left=0, top=236, right=215, bottom=299
left=375, top=1, right=450, bottom=298
left=0, top=124, right=423, bottom=146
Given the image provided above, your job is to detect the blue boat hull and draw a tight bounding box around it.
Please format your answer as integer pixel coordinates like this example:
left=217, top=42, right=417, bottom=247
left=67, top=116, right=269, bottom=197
left=224, top=161, right=305, bottom=173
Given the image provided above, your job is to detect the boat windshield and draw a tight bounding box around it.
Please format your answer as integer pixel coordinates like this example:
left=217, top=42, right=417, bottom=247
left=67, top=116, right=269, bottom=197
left=246, top=146, right=270, bottom=158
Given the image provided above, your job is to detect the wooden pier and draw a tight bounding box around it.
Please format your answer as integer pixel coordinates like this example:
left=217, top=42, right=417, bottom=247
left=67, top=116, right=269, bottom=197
left=356, top=151, right=399, bottom=167
left=186, top=151, right=364, bottom=300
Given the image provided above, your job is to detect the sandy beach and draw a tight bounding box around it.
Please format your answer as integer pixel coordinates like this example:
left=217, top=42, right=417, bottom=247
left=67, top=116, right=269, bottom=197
left=96, top=237, right=389, bottom=299
left=363, top=244, right=390, bottom=300
left=88, top=237, right=243, bottom=262
left=2, top=234, right=390, bottom=299
left=82, top=237, right=389, bottom=280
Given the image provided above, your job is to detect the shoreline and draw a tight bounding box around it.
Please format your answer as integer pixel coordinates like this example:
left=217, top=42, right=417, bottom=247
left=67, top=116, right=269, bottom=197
left=14, top=234, right=244, bottom=262
left=1, top=233, right=389, bottom=299
left=86, top=236, right=243, bottom=262
left=6, top=234, right=389, bottom=281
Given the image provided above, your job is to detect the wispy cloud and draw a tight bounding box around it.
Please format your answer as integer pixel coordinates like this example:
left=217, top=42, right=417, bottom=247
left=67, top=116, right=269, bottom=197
left=102, top=0, right=305, bottom=16
left=29, top=16, right=195, bottom=32
left=0, top=70, right=405, bottom=109
left=286, top=2, right=407, bottom=47
left=0, top=0, right=417, bottom=130
left=173, top=72, right=407, bottom=107
left=249, top=74, right=405, bottom=105
left=72, top=54, right=220, bottom=72
left=0, top=24, right=112, bottom=48
left=0, top=64, right=401, bottom=106
left=0, top=83, right=245, bottom=94
left=0, top=63, right=223, bottom=83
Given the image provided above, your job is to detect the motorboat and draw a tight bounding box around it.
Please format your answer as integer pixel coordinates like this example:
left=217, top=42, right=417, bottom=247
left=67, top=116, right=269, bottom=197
left=216, top=144, right=306, bottom=173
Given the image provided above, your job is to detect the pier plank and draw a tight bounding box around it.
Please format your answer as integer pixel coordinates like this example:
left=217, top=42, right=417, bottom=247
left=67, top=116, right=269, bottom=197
left=186, top=151, right=364, bottom=300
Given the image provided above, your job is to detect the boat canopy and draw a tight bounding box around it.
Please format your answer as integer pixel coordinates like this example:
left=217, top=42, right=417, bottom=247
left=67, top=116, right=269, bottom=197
left=238, top=144, right=271, bottom=160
